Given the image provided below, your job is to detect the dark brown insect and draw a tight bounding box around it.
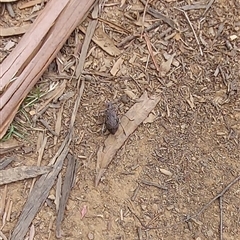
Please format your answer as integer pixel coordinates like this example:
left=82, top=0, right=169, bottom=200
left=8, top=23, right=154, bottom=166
left=105, top=102, right=119, bottom=134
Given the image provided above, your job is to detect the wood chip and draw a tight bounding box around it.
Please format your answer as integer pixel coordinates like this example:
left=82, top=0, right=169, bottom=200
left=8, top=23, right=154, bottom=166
left=19, top=0, right=46, bottom=10
left=160, top=168, right=172, bottom=176
left=0, top=24, right=31, bottom=37
left=110, top=57, right=124, bottom=76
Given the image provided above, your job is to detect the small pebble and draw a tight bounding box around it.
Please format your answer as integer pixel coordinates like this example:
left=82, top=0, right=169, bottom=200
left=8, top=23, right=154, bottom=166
left=88, top=232, right=94, bottom=240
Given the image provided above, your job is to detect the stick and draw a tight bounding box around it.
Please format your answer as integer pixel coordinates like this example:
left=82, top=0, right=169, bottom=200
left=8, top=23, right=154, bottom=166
left=175, top=8, right=203, bottom=56
left=141, top=180, right=168, bottom=190
left=144, top=32, right=160, bottom=72
left=187, top=175, right=240, bottom=220
left=219, top=196, right=223, bottom=240
left=139, top=0, right=177, bottom=29
left=141, top=0, right=149, bottom=35
left=202, top=0, right=215, bottom=17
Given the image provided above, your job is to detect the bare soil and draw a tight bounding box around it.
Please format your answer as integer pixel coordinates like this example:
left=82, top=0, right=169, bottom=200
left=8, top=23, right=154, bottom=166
left=1, top=0, right=240, bottom=240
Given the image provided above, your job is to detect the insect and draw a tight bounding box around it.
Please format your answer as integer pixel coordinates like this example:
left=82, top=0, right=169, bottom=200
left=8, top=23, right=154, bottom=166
left=105, top=102, right=119, bottom=134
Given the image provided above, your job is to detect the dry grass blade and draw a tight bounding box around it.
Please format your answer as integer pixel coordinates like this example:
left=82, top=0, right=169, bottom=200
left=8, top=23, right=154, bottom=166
left=95, top=91, right=161, bottom=186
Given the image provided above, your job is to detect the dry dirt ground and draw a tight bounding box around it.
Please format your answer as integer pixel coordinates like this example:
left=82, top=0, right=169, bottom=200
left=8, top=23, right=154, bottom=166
left=1, top=0, right=240, bottom=239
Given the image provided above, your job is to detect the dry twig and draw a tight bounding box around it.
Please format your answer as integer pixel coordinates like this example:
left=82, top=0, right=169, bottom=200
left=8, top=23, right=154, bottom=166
left=219, top=196, right=223, bottom=240
left=141, top=179, right=168, bottom=190
left=175, top=8, right=203, bottom=56
left=186, top=175, right=240, bottom=220
left=202, top=0, right=215, bottom=17
left=144, top=33, right=160, bottom=72
left=139, top=0, right=177, bottom=29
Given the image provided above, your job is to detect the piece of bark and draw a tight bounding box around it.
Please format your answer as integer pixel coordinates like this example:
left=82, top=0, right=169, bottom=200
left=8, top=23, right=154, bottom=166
left=10, top=22, right=87, bottom=236
left=95, top=91, right=161, bottom=186
left=0, top=156, right=15, bottom=170
left=0, top=139, right=22, bottom=154
left=0, top=0, right=96, bottom=139
left=56, top=154, right=76, bottom=238
left=0, top=166, right=52, bottom=185
left=10, top=134, right=70, bottom=240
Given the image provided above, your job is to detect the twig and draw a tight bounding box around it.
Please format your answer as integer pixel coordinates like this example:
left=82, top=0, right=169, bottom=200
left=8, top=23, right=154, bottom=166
left=131, top=184, right=140, bottom=201
left=139, top=0, right=177, bottom=29
left=141, top=0, right=149, bottom=35
left=181, top=4, right=206, bottom=11
left=146, top=213, right=162, bottom=228
left=141, top=179, right=168, bottom=190
left=202, top=0, right=215, bottom=17
left=175, top=8, right=203, bottom=56
left=143, top=33, right=160, bottom=72
left=117, top=21, right=162, bottom=48
left=39, top=119, right=58, bottom=136
left=187, top=175, right=240, bottom=220
left=219, top=196, right=223, bottom=240
left=128, top=206, right=147, bottom=229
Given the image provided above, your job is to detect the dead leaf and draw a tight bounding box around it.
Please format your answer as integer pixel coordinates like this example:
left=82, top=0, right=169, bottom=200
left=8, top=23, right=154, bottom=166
left=143, top=112, right=158, bottom=123
left=95, top=91, right=161, bottom=185
left=160, top=53, right=176, bottom=77
left=163, top=52, right=179, bottom=67
left=79, top=25, right=121, bottom=56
